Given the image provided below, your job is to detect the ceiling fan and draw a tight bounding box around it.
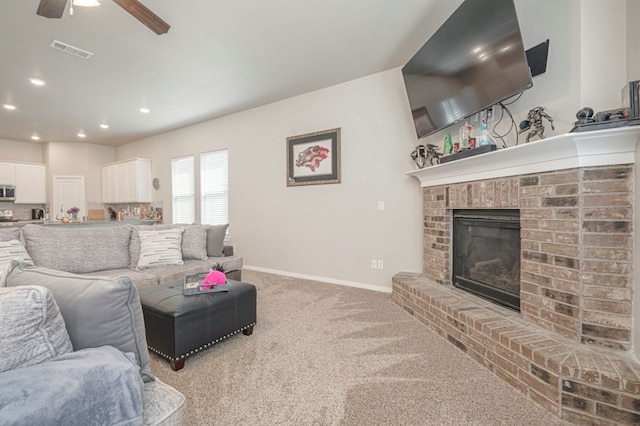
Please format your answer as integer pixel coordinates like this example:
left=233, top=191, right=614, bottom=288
left=36, top=0, right=170, bottom=35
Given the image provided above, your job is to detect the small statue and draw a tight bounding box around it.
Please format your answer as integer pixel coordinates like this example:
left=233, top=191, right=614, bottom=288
left=411, top=144, right=442, bottom=168
left=519, top=106, right=555, bottom=142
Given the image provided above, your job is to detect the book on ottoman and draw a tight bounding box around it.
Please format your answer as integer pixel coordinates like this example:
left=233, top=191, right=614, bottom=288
left=183, top=273, right=229, bottom=296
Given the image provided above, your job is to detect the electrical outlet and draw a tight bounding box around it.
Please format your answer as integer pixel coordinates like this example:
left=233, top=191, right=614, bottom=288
left=378, top=201, right=385, bottom=211
left=377, top=260, right=384, bottom=269
left=371, top=259, right=378, bottom=269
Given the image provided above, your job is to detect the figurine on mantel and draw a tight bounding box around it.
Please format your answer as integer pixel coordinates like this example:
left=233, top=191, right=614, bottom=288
left=411, top=144, right=441, bottom=168
left=518, top=106, right=555, bottom=142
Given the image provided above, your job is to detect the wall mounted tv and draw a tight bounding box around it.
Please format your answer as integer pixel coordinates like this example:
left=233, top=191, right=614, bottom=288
left=402, top=0, right=533, bottom=139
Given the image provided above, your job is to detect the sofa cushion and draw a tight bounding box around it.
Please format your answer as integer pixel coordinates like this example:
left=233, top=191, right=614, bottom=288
left=21, top=224, right=131, bottom=274
left=0, top=346, right=144, bottom=426
left=0, top=285, right=73, bottom=374
left=0, top=239, right=34, bottom=287
left=6, top=261, right=153, bottom=382
left=137, top=228, right=185, bottom=270
left=80, top=267, right=160, bottom=289
left=206, top=224, right=229, bottom=257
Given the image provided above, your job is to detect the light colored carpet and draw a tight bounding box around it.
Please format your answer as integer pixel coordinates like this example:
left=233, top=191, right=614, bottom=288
left=149, top=270, right=572, bottom=425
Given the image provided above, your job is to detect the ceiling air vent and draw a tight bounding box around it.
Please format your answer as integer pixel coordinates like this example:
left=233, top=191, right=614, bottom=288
left=49, top=40, right=94, bottom=59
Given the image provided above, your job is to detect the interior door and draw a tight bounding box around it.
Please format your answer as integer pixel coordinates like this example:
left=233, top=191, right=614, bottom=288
left=52, top=175, right=86, bottom=220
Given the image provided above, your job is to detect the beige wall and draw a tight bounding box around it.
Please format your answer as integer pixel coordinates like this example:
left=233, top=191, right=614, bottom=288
left=116, top=70, right=424, bottom=291
left=0, top=138, right=43, bottom=163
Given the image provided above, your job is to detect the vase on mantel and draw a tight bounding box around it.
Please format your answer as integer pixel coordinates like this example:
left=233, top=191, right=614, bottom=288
left=72, top=213, right=78, bottom=221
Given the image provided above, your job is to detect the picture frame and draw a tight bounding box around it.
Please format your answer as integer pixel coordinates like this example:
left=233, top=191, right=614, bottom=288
left=286, top=128, right=341, bottom=187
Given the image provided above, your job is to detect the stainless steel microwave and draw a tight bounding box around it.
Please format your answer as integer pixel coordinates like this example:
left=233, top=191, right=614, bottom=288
left=0, top=185, right=15, bottom=201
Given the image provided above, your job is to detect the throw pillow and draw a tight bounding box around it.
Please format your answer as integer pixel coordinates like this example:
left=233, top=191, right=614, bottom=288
left=181, top=224, right=208, bottom=260
left=0, top=239, right=34, bottom=287
left=206, top=224, right=229, bottom=257
left=128, top=224, right=177, bottom=270
left=0, top=228, right=20, bottom=242
left=0, top=346, right=144, bottom=426
left=5, top=261, right=153, bottom=382
left=136, top=228, right=185, bottom=270
left=0, top=286, right=73, bottom=374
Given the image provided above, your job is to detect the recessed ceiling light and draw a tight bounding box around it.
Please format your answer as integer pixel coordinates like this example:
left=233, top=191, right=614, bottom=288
left=78, top=132, right=86, bottom=138
left=31, top=135, right=40, bottom=141
left=3, top=104, right=16, bottom=110
left=140, top=107, right=150, bottom=114
left=29, top=78, right=46, bottom=86
left=99, top=124, right=109, bottom=129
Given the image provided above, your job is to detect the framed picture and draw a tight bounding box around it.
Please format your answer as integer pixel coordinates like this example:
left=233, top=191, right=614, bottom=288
left=286, top=128, right=341, bottom=187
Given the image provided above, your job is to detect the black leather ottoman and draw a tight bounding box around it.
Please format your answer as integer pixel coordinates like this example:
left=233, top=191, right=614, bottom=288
left=138, top=280, right=256, bottom=371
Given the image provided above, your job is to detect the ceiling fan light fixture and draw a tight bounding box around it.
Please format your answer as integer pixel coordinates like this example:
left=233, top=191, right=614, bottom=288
left=73, top=0, right=101, bottom=6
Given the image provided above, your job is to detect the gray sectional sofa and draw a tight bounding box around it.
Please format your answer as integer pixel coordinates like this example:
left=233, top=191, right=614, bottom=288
left=20, top=223, right=243, bottom=288
left=0, top=222, right=243, bottom=425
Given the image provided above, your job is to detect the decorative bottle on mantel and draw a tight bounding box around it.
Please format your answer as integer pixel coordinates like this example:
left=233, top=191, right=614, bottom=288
left=459, top=122, right=473, bottom=150
left=478, top=121, right=495, bottom=146
left=443, top=133, right=453, bottom=155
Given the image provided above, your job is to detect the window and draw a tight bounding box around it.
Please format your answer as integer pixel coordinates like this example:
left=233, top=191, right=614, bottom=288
left=200, top=149, right=228, bottom=226
left=171, top=156, right=195, bottom=224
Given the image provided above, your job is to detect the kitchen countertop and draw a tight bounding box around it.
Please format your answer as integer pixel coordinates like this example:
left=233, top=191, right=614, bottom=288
left=0, top=219, right=162, bottom=228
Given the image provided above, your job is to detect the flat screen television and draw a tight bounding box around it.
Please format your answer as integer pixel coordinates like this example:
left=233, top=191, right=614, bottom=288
left=402, top=0, right=533, bottom=139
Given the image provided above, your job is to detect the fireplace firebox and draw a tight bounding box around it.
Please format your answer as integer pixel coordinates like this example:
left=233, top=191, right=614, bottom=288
left=452, top=209, right=520, bottom=311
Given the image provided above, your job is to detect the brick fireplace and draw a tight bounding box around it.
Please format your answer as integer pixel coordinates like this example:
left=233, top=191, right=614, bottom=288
left=392, top=127, right=640, bottom=424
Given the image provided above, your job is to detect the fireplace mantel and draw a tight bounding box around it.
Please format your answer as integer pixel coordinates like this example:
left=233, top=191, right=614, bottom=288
left=406, top=126, right=640, bottom=188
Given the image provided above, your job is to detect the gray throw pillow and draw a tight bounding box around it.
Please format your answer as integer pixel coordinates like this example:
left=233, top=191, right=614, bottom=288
left=0, top=240, right=34, bottom=287
left=6, top=261, right=153, bottom=382
left=0, top=286, right=73, bottom=373
left=181, top=225, right=208, bottom=260
left=206, top=224, right=229, bottom=257
left=0, top=228, right=20, bottom=242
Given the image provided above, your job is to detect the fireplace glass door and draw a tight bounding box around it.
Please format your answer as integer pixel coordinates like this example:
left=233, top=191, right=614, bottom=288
left=452, top=209, right=520, bottom=311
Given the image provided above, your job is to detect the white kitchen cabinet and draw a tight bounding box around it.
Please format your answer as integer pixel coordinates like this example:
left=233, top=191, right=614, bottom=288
left=102, top=158, right=151, bottom=203
left=0, top=162, right=16, bottom=185
left=14, top=163, right=46, bottom=204
left=102, top=166, right=114, bottom=203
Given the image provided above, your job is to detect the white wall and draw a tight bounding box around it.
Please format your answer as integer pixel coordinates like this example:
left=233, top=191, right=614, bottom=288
left=0, top=138, right=43, bottom=163
left=580, top=0, right=628, bottom=109
left=117, top=70, right=424, bottom=291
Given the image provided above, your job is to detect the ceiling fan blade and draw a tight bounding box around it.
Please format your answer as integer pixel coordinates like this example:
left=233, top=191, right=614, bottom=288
left=112, top=0, right=170, bottom=35
left=36, top=0, right=67, bottom=18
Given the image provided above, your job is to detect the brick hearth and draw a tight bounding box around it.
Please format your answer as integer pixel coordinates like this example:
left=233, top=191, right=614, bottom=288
left=393, top=129, right=640, bottom=425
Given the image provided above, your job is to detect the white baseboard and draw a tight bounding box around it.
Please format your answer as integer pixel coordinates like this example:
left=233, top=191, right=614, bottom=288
left=242, top=265, right=392, bottom=294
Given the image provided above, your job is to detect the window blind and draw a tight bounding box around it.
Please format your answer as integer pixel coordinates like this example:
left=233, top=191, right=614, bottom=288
left=200, top=149, right=228, bottom=226
left=171, top=156, right=195, bottom=224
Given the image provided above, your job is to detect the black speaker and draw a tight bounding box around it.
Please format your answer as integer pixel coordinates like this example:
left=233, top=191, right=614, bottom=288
left=525, top=39, right=550, bottom=77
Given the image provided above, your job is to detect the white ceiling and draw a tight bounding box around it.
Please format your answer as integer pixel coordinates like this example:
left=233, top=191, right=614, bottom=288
left=0, top=0, right=460, bottom=146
